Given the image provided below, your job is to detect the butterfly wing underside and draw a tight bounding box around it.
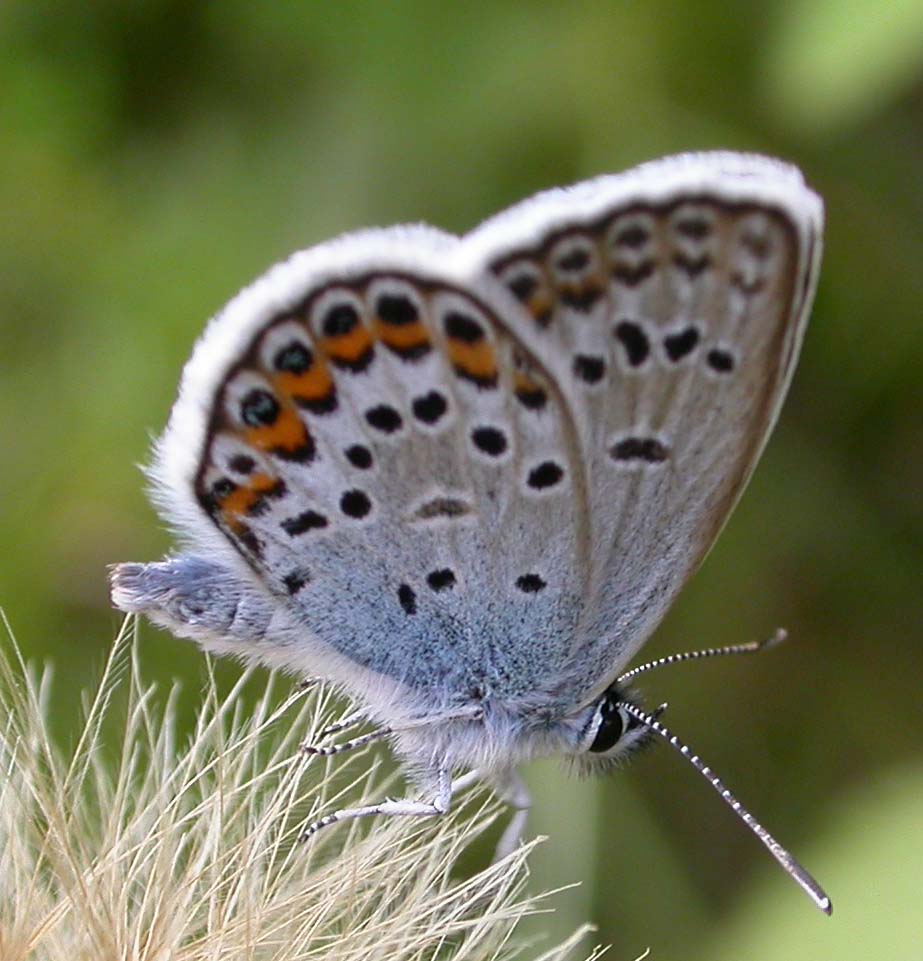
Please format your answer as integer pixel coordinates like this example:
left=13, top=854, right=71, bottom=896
left=465, top=153, right=823, bottom=703
left=150, top=154, right=822, bottom=716
left=155, top=233, right=592, bottom=707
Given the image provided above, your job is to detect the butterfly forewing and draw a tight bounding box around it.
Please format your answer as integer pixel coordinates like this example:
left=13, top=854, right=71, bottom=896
left=188, top=261, right=589, bottom=698
left=466, top=157, right=821, bottom=703
left=155, top=155, right=821, bottom=714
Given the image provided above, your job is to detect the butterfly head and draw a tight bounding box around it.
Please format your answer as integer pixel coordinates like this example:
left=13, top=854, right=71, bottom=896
left=564, top=682, right=659, bottom=775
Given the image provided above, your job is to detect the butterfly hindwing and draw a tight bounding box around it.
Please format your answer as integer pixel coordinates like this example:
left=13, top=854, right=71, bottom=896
left=463, top=153, right=822, bottom=702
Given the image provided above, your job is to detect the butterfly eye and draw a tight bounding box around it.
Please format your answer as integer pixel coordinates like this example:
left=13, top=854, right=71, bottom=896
left=587, top=693, right=625, bottom=754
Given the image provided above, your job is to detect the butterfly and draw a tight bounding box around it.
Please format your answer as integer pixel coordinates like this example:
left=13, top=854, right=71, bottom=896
left=110, top=151, right=830, bottom=913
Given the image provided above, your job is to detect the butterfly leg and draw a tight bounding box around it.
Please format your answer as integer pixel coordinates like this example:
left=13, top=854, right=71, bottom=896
left=316, top=709, right=366, bottom=739
left=301, top=726, right=391, bottom=757
left=427, top=768, right=529, bottom=858
left=300, top=764, right=456, bottom=841
left=490, top=769, right=531, bottom=861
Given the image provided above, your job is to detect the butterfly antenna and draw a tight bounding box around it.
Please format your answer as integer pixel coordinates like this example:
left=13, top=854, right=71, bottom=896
left=617, top=699, right=832, bottom=915
left=617, top=628, right=787, bottom=683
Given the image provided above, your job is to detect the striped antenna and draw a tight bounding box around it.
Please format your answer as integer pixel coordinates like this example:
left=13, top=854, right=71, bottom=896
left=617, top=628, right=787, bottom=683
left=617, top=699, right=832, bottom=915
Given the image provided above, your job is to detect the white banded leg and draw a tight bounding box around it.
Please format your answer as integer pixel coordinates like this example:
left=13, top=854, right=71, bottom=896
left=300, top=709, right=374, bottom=754
left=300, top=705, right=484, bottom=758
left=298, top=765, right=531, bottom=853
left=300, top=765, right=462, bottom=842
left=315, top=709, right=365, bottom=740
left=301, top=726, right=392, bottom=758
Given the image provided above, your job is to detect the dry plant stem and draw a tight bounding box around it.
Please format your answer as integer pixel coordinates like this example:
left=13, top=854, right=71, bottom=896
left=0, top=612, right=598, bottom=961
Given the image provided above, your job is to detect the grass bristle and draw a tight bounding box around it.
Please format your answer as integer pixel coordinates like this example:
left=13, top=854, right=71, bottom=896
left=0, top=614, right=600, bottom=961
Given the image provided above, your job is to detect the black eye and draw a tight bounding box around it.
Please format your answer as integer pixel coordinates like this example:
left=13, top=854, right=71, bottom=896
left=588, top=694, right=624, bottom=754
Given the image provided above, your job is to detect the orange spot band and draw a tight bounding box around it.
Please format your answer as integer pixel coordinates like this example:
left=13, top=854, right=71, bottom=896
left=447, top=339, right=497, bottom=385
left=245, top=406, right=310, bottom=455
left=275, top=362, right=334, bottom=403
left=375, top=317, right=430, bottom=350
left=514, top=371, right=541, bottom=394
left=218, top=472, right=274, bottom=517
left=322, top=324, right=374, bottom=364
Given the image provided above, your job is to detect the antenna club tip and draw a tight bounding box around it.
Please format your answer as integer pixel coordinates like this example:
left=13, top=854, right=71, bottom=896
left=763, top=627, right=788, bottom=650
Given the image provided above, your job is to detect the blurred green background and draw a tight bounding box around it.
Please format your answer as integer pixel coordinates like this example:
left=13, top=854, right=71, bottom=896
left=2, top=1, right=922, bottom=957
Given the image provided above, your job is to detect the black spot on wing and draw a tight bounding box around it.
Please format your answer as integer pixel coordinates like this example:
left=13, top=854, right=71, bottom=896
left=471, top=426, right=507, bottom=457
left=527, top=461, right=564, bottom=490
left=274, top=342, right=313, bottom=373
left=412, top=390, right=448, bottom=425
left=211, top=477, right=235, bottom=499
left=516, top=573, right=546, bottom=593
left=573, top=354, right=606, bottom=384
left=612, top=260, right=655, bottom=287
left=229, top=454, right=256, bottom=474
left=376, top=293, right=418, bottom=325
left=675, top=217, right=711, bottom=240
left=398, top=583, right=417, bottom=615
left=672, top=252, right=710, bottom=278
left=281, top=510, right=329, bottom=536
left=556, top=248, right=591, bottom=272
left=508, top=273, right=538, bottom=302
left=426, top=568, right=456, bottom=592
left=340, top=489, right=372, bottom=519
left=284, top=570, right=310, bottom=594
left=613, top=224, right=650, bottom=248
left=614, top=321, right=649, bottom=366
left=707, top=348, right=736, bottom=373
left=664, top=326, right=700, bottom=362
left=444, top=311, right=485, bottom=343
left=414, top=497, right=472, bottom=520
left=321, top=303, right=359, bottom=337
left=365, top=404, right=403, bottom=434
left=345, top=444, right=373, bottom=469
left=241, top=389, right=280, bottom=427
left=610, top=437, right=669, bottom=464
left=515, top=385, right=547, bottom=410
